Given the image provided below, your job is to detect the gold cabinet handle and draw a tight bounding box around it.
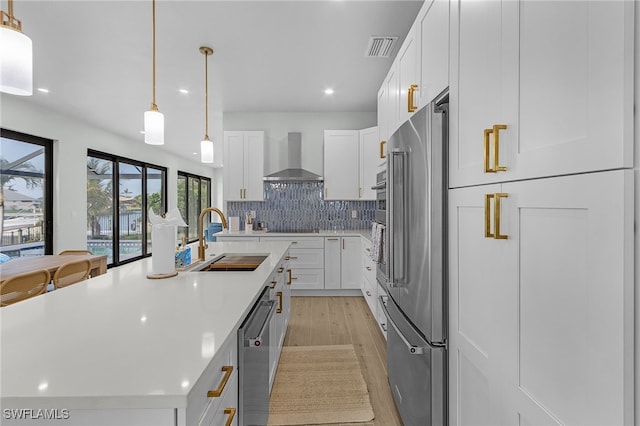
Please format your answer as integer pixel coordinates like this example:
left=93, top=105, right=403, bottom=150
left=287, top=268, right=292, bottom=285
left=407, top=84, right=418, bottom=112
left=224, top=408, right=236, bottom=426
left=484, top=193, right=509, bottom=240
left=207, top=365, right=233, bottom=397
left=324, top=188, right=328, bottom=198
left=380, top=140, right=387, bottom=159
left=493, top=125, right=508, bottom=172
left=276, top=291, right=283, bottom=314
left=277, top=267, right=284, bottom=273
left=327, top=238, right=339, bottom=241
left=484, top=128, right=495, bottom=173
left=359, top=187, right=362, bottom=198
left=365, top=247, right=371, bottom=252
left=291, top=241, right=298, bottom=245
left=342, top=239, right=345, bottom=250
left=366, top=266, right=372, bottom=271
left=286, top=256, right=298, bottom=260
left=494, top=193, right=508, bottom=239
left=483, top=124, right=508, bottom=173
left=366, top=290, right=372, bottom=297
left=270, top=280, right=277, bottom=289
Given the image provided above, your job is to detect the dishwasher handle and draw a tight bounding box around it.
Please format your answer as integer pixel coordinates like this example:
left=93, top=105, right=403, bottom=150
left=247, top=300, right=276, bottom=348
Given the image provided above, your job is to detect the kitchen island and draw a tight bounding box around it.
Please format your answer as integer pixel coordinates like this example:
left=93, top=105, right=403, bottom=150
left=0, top=241, right=291, bottom=425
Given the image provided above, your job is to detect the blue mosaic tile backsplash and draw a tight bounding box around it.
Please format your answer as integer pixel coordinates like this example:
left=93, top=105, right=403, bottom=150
left=227, top=182, right=375, bottom=232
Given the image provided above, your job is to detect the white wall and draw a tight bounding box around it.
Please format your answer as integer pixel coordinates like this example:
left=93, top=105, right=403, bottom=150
left=223, top=111, right=376, bottom=175
left=0, top=95, right=215, bottom=254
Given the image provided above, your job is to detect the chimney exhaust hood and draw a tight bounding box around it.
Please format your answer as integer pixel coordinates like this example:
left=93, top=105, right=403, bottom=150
left=263, top=132, right=323, bottom=182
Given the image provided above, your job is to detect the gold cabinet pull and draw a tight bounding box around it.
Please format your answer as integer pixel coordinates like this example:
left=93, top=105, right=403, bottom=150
left=380, top=140, right=387, bottom=159
left=484, top=128, right=495, bottom=173
left=484, top=193, right=508, bottom=240
left=270, top=280, right=277, bottom=289
left=366, top=290, right=372, bottom=296
left=484, top=193, right=495, bottom=238
left=286, top=256, right=298, bottom=260
left=494, top=193, right=508, bottom=239
left=287, top=268, right=292, bottom=285
left=207, top=365, right=233, bottom=397
left=224, top=408, right=236, bottom=426
left=359, top=187, right=362, bottom=198
left=365, top=266, right=372, bottom=271
left=483, top=124, right=508, bottom=173
left=407, top=84, right=418, bottom=112
left=277, top=267, right=284, bottom=273
left=276, top=291, right=283, bottom=313
left=327, top=238, right=339, bottom=241
left=324, top=188, right=328, bottom=198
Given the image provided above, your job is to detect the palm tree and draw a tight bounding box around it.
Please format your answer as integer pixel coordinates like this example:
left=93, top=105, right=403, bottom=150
left=87, top=158, right=112, bottom=239
left=0, top=158, right=41, bottom=244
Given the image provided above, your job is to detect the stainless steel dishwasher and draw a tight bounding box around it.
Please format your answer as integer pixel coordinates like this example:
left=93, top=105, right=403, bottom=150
left=238, top=286, right=276, bottom=426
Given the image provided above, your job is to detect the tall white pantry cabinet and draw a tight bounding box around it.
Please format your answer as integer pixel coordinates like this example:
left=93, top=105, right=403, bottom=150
left=447, top=1, right=636, bottom=425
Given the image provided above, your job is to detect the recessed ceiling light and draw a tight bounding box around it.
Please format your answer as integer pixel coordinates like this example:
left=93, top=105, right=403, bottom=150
left=37, top=88, right=49, bottom=93
left=324, top=88, right=334, bottom=95
left=179, top=89, right=189, bottom=94
left=193, top=152, right=198, bottom=156
left=140, top=130, right=145, bottom=134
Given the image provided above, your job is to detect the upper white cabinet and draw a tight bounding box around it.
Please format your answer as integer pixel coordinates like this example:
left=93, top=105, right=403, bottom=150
left=359, top=126, right=380, bottom=200
left=324, top=130, right=360, bottom=200
left=449, top=0, right=634, bottom=188
left=378, top=0, right=450, bottom=142
left=324, top=128, right=380, bottom=200
left=397, top=24, right=419, bottom=125
left=417, top=0, right=449, bottom=107
left=223, top=131, right=264, bottom=201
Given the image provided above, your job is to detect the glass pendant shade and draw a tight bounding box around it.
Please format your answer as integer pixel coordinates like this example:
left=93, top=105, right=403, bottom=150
left=0, top=26, right=32, bottom=96
left=144, top=109, right=164, bottom=145
left=200, top=137, right=214, bottom=163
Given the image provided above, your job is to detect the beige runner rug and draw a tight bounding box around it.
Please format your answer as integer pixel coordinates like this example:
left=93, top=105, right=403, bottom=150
left=268, top=344, right=375, bottom=425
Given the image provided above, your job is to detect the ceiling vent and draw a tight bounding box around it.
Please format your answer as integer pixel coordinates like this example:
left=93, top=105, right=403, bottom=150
left=365, top=36, right=398, bottom=58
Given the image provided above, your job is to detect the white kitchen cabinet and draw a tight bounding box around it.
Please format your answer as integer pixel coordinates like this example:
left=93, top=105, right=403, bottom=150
left=268, top=255, right=290, bottom=392
left=449, top=0, right=634, bottom=188
left=417, top=0, right=449, bottom=106
left=397, top=23, right=419, bottom=125
left=324, top=237, right=341, bottom=289
left=323, top=130, right=360, bottom=200
left=383, top=66, right=399, bottom=147
left=377, top=82, right=389, bottom=169
left=448, top=170, right=634, bottom=425
left=260, top=236, right=326, bottom=290
left=324, top=236, right=361, bottom=290
left=223, top=131, right=264, bottom=201
left=359, top=126, right=380, bottom=200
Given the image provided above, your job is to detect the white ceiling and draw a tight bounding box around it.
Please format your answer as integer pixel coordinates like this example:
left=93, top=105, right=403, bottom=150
left=11, top=0, right=423, bottom=162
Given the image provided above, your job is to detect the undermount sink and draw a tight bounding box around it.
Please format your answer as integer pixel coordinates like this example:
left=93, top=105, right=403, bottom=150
left=191, top=253, right=269, bottom=272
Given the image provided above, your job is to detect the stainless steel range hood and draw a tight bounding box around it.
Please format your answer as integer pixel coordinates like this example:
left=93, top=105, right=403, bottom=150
left=263, top=132, right=323, bottom=182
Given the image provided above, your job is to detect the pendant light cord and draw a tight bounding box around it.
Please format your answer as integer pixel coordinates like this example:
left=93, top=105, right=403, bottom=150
left=150, top=0, right=158, bottom=111
left=204, top=51, right=209, bottom=138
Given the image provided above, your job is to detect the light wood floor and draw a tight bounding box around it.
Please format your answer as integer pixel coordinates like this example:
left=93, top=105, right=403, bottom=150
left=282, top=296, right=402, bottom=426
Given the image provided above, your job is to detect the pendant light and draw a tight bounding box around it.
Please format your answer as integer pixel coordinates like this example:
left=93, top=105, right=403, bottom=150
left=0, top=0, right=32, bottom=96
left=144, top=0, right=164, bottom=145
left=199, top=46, right=214, bottom=163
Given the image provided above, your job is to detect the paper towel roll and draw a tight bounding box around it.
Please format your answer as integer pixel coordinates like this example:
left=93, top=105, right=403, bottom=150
left=151, top=224, right=177, bottom=275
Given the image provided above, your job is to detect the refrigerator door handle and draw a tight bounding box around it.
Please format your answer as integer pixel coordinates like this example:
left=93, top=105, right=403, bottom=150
left=388, top=150, right=408, bottom=288
left=380, top=296, right=444, bottom=354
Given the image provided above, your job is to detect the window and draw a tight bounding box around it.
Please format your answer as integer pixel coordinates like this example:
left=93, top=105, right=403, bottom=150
left=0, top=129, right=53, bottom=260
left=87, top=150, right=166, bottom=266
left=177, top=171, right=211, bottom=243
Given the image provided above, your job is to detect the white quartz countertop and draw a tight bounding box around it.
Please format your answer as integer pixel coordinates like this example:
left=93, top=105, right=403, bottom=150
left=0, top=241, right=290, bottom=410
left=217, top=229, right=373, bottom=243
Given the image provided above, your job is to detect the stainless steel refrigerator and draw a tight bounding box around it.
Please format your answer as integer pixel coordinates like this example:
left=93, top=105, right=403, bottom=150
left=380, top=92, right=448, bottom=425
